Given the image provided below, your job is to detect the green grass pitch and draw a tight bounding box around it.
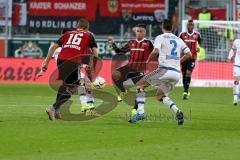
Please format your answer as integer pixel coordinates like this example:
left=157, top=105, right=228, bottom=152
left=0, top=83, right=240, bottom=160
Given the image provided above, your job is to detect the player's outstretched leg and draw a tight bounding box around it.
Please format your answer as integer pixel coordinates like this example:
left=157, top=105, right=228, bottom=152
left=129, top=88, right=146, bottom=123
left=233, top=80, right=239, bottom=105
left=156, top=89, right=184, bottom=125
left=161, top=96, right=184, bottom=125
left=112, top=70, right=128, bottom=102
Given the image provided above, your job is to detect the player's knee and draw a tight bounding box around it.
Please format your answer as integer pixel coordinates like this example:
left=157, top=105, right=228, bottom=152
left=182, top=71, right=186, bottom=76
left=85, top=83, right=93, bottom=92
left=156, top=88, right=165, bottom=100
left=156, top=93, right=164, bottom=101
left=136, top=81, right=146, bottom=89
left=79, top=78, right=85, bottom=84
left=234, top=80, right=239, bottom=85
left=112, top=71, right=121, bottom=81
left=136, top=80, right=141, bottom=86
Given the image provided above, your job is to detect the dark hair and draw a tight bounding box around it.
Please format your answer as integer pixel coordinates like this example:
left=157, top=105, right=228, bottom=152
left=77, top=18, right=89, bottom=29
left=188, top=19, right=193, bottom=23
left=136, top=24, right=146, bottom=29
left=162, top=19, right=172, bottom=31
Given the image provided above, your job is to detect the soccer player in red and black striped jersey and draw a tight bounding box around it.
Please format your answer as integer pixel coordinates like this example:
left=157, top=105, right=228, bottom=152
left=41, top=18, right=98, bottom=120
left=179, top=20, right=201, bottom=99
left=108, top=24, right=153, bottom=102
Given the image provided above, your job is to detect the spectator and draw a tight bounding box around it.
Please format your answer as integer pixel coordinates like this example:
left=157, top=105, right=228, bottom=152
left=124, top=26, right=134, bottom=39
left=198, top=7, right=214, bottom=52
left=184, top=7, right=192, bottom=20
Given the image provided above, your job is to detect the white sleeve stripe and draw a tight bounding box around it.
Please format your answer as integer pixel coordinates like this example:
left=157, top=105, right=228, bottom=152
left=178, top=32, right=184, bottom=38
left=182, top=47, right=188, bottom=51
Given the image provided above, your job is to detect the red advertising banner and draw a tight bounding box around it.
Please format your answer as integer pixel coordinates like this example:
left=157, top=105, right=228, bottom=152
left=0, top=58, right=113, bottom=84
left=0, top=39, right=5, bottom=57
left=0, top=58, right=233, bottom=85
left=236, top=0, right=240, bottom=21
left=121, top=0, right=165, bottom=13
left=28, top=0, right=97, bottom=20
left=192, top=62, right=232, bottom=80
left=28, top=0, right=165, bottom=18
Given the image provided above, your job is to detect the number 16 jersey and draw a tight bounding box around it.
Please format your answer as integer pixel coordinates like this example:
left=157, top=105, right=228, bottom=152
left=154, top=33, right=190, bottom=71
left=57, top=29, right=97, bottom=63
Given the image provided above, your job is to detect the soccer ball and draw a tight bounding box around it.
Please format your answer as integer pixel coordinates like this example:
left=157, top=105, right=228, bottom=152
left=93, top=76, right=106, bottom=89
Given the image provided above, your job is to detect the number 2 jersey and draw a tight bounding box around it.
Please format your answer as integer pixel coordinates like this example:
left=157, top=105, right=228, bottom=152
left=154, top=32, right=190, bottom=71
left=56, top=28, right=97, bottom=63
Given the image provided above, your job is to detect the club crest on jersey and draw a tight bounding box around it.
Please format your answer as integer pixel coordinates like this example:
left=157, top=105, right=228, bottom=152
left=108, top=0, right=118, bottom=13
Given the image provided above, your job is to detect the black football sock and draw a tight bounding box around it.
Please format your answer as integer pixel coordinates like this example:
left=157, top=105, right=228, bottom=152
left=185, top=76, right=191, bottom=93
left=113, top=78, right=126, bottom=93
left=134, top=100, right=138, bottom=110
left=183, top=76, right=187, bottom=92
left=53, top=90, right=71, bottom=110
left=56, top=85, right=66, bottom=101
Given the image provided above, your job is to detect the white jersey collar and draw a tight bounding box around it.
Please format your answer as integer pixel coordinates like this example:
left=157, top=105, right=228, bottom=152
left=135, top=38, right=145, bottom=43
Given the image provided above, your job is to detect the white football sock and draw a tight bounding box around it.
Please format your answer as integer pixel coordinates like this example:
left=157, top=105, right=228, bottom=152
left=78, top=85, right=87, bottom=106
left=233, top=82, right=239, bottom=102
left=162, top=96, right=179, bottom=113
left=86, top=93, right=94, bottom=107
left=136, top=88, right=145, bottom=114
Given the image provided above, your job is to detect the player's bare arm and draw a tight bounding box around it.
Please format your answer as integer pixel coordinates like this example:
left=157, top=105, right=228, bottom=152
left=92, top=47, right=98, bottom=58
left=146, top=48, right=159, bottom=64
left=180, top=51, right=192, bottom=64
left=42, top=43, right=59, bottom=72
left=227, top=48, right=236, bottom=63
left=90, top=47, right=99, bottom=71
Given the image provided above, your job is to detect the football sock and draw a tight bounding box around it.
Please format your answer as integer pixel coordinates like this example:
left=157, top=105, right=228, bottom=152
left=233, top=81, right=239, bottom=102
left=53, top=87, right=71, bottom=110
left=56, top=85, right=66, bottom=101
left=161, top=96, right=179, bottom=113
left=183, top=75, right=187, bottom=92
left=185, top=76, right=191, bottom=93
left=86, top=91, right=94, bottom=107
left=136, top=88, right=145, bottom=114
left=113, top=76, right=126, bottom=93
left=78, top=83, right=87, bottom=106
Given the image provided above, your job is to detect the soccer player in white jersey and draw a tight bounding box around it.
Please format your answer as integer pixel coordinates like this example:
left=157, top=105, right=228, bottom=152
left=129, top=19, right=192, bottom=125
left=227, top=39, right=240, bottom=105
